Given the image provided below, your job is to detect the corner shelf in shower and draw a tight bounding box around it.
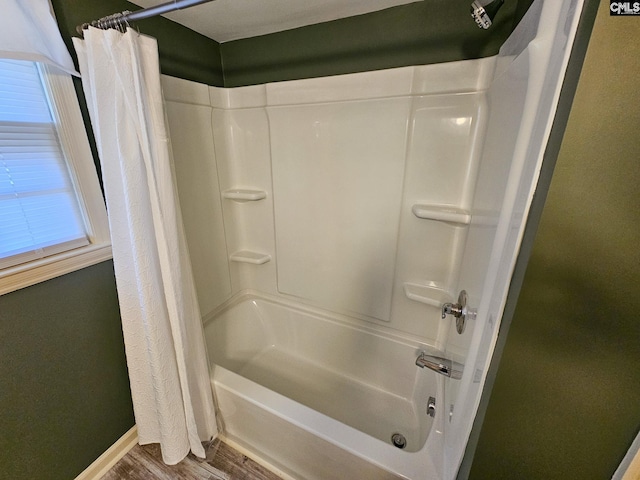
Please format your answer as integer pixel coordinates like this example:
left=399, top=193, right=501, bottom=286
left=411, top=204, right=471, bottom=226
left=403, top=282, right=453, bottom=307
left=222, top=189, right=267, bottom=202
left=230, top=250, right=271, bottom=265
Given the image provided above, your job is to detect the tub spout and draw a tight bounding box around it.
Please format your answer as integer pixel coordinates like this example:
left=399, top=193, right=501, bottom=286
left=416, top=353, right=463, bottom=380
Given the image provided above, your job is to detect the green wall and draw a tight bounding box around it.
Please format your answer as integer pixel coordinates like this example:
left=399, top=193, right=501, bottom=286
left=0, top=262, right=133, bottom=480
left=220, top=0, right=533, bottom=87
left=466, top=1, right=640, bottom=478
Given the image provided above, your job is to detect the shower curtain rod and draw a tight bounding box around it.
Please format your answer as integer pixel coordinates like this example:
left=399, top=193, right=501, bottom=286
left=76, top=0, right=215, bottom=35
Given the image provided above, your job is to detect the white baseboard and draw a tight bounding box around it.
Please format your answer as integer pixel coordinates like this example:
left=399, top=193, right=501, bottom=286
left=75, top=426, right=138, bottom=480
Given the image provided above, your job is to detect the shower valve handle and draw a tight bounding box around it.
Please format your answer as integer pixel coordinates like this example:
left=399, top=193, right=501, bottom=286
left=441, top=290, right=469, bottom=334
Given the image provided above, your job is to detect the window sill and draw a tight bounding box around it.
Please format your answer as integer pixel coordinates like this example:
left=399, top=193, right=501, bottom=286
left=0, top=242, right=113, bottom=296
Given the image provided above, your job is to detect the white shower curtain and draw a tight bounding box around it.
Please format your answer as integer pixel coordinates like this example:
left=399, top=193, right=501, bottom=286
left=73, top=28, right=217, bottom=464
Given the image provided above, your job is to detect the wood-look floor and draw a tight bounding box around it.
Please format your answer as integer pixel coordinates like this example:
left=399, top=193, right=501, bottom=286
left=102, top=439, right=283, bottom=480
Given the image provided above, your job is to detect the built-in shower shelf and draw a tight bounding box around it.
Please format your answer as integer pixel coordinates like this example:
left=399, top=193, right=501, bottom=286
left=230, top=251, right=271, bottom=265
left=223, top=189, right=267, bottom=202
left=404, top=282, right=453, bottom=307
left=411, top=204, right=471, bottom=226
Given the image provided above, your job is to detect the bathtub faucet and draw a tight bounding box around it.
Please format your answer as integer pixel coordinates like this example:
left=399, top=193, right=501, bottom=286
left=416, top=353, right=463, bottom=380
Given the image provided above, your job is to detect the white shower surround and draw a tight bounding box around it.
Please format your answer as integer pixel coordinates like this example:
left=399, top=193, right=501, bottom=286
left=163, top=0, right=584, bottom=477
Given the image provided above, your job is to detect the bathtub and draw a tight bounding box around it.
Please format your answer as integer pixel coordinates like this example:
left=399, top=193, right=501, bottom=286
left=204, top=291, right=445, bottom=479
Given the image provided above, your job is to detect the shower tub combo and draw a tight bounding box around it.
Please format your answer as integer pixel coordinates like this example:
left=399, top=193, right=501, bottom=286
left=206, top=293, right=442, bottom=479
left=163, top=1, right=587, bottom=478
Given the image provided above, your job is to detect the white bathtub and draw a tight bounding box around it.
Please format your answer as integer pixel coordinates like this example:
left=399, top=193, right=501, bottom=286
left=204, top=292, right=445, bottom=479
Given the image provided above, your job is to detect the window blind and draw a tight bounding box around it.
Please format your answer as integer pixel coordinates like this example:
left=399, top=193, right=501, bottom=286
left=0, top=59, right=88, bottom=270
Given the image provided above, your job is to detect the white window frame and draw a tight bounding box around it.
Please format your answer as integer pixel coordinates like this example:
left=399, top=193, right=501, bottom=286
left=0, top=63, right=111, bottom=295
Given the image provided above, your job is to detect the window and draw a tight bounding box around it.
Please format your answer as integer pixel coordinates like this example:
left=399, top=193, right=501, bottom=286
left=0, top=59, right=111, bottom=294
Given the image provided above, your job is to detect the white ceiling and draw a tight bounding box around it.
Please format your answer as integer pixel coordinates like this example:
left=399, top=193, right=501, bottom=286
left=129, top=0, right=423, bottom=43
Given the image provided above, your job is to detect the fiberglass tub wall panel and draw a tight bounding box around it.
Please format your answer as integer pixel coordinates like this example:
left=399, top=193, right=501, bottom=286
left=211, top=107, right=278, bottom=297
left=388, top=92, right=485, bottom=341
left=164, top=91, right=232, bottom=317
left=269, top=97, right=411, bottom=322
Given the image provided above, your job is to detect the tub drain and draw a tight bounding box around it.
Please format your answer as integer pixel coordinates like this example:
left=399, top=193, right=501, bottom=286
left=391, top=433, right=407, bottom=449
